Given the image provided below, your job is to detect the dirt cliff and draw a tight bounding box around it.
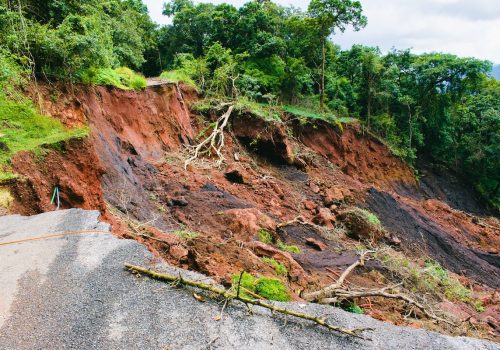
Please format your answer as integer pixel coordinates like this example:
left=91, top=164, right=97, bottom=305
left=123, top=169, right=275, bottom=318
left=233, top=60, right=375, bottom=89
left=4, top=82, right=499, bottom=341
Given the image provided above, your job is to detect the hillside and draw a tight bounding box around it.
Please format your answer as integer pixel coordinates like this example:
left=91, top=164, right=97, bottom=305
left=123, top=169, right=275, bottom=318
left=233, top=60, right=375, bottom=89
left=1, top=81, right=498, bottom=343
left=0, top=0, right=498, bottom=347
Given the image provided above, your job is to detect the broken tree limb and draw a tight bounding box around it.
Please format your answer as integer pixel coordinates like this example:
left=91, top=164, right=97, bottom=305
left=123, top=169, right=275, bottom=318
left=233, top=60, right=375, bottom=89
left=185, top=105, right=234, bottom=170
left=124, top=263, right=372, bottom=340
left=302, top=252, right=455, bottom=326
left=303, top=251, right=374, bottom=302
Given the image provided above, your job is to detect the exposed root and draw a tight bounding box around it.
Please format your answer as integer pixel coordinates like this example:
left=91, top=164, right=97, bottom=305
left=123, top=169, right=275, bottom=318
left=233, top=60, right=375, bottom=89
left=125, top=263, right=373, bottom=340
left=303, top=251, right=455, bottom=326
left=185, top=104, right=234, bottom=169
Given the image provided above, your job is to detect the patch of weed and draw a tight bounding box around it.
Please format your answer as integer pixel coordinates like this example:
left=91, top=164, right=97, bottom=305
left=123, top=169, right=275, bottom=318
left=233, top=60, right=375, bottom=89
left=258, top=228, right=273, bottom=245
left=277, top=240, right=301, bottom=254
left=231, top=272, right=291, bottom=301
left=262, top=257, right=288, bottom=276
left=172, top=229, right=199, bottom=240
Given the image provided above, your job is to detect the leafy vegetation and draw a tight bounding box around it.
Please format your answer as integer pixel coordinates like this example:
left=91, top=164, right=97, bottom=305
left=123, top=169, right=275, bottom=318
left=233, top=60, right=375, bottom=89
left=81, top=67, right=146, bottom=90
left=231, top=272, right=291, bottom=301
left=1, top=0, right=497, bottom=207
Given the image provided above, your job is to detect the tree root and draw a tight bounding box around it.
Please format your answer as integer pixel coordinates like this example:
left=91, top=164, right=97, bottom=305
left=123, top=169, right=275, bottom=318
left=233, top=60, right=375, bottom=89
left=184, top=104, right=234, bottom=170
left=124, top=263, right=373, bottom=340
left=302, top=251, right=455, bottom=326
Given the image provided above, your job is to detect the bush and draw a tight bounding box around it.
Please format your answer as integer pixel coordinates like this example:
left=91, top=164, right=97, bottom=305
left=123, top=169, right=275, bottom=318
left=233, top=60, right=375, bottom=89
left=81, top=67, right=146, bottom=90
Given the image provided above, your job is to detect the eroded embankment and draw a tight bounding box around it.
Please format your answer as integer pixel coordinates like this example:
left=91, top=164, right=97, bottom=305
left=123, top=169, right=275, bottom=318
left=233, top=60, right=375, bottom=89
left=4, top=82, right=499, bottom=340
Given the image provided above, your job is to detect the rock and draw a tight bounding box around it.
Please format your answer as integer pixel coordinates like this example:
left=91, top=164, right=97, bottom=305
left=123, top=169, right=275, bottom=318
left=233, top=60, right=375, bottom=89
left=312, top=208, right=336, bottom=228
left=169, top=244, right=189, bottom=261
left=338, top=207, right=384, bottom=243
left=310, top=182, right=320, bottom=194
left=438, top=301, right=472, bottom=321
left=305, top=238, right=327, bottom=251
left=248, top=241, right=308, bottom=286
left=324, top=187, right=345, bottom=206
left=220, top=208, right=276, bottom=242
left=303, top=200, right=317, bottom=211
left=169, top=196, right=189, bottom=207
left=224, top=163, right=246, bottom=184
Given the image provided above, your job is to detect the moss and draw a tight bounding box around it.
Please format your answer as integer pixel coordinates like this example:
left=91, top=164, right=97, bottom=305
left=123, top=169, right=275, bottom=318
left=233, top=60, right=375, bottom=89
left=231, top=272, right=291, bottom=301
left=172, top=229, right=199, bottom=240
left=258, top=228, right=273, bottom=245
left=277, top=240, right=301, bottom=254
left=342, top=302, right=365, bottom=314
left=255, top=278, right=290, bottom=301
left=261, top=257, right=288, bottom=276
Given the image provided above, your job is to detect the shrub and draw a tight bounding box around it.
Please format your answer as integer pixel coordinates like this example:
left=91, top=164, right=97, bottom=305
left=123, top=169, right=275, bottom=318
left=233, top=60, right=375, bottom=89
left=81, top=67, right=146, bottom=90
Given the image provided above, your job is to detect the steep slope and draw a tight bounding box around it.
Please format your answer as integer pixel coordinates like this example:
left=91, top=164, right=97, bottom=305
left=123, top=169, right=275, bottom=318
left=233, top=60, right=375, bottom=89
left=3, top=82, right=498, bottom=341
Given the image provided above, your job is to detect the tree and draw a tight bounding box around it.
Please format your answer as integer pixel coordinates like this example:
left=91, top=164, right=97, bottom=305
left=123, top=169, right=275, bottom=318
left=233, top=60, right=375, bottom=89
left=307, top=0, right=367, bottom=110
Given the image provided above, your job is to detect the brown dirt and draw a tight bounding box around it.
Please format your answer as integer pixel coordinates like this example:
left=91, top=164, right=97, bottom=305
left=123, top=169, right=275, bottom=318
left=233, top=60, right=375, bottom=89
left=5, top=82, right=499, bottom=341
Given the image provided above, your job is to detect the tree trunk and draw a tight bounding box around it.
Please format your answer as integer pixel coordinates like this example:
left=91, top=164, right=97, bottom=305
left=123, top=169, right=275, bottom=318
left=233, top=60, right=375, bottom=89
left=320, top=36, right=325, bottom=111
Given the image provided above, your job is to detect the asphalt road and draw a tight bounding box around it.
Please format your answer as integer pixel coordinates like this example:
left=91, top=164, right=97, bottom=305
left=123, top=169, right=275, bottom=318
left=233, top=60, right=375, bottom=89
left=0, top=209, right=497, bottom=350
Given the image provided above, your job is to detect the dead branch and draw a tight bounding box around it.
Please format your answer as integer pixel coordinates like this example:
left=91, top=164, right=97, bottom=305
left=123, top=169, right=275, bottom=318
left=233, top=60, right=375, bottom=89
left=185, top=105, right=234, bottom=170
left=302, top=251, right=454, bottom=326
left=124, top=263, right=372, bottom=340
left=303, top=251, right=374, bottom=302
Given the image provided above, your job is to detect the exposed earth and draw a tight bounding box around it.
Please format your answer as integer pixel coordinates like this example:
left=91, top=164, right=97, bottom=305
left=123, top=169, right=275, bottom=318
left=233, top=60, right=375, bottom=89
left=1, top=81, right=499, bottom=346
left=0, top=209, right=497, bottom=350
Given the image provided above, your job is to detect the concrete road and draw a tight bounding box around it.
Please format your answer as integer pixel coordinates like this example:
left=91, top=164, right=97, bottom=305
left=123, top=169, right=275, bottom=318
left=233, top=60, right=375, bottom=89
left=0, top=209, right=497, bottom=350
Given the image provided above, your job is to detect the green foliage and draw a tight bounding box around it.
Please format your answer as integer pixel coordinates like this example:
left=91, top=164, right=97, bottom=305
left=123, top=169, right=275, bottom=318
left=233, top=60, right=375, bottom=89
left=342, top=302, right=364, bottom=314
left=258, top=228, right=274, bottom=245
left=81, top=67, right=146, bottom=90
left=277, top=240, right=301, bottom=254
left=0, top=93, right=88, bottom=180
left=231, top=272, right=290, bottom=301
left=261, top=257, right=288, bottom=276
left=172, top=229, right=199, bottom=240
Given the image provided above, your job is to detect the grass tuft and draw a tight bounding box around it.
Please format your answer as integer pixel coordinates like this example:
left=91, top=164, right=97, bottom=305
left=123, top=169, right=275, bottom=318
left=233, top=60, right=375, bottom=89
left=81, top=67, right=146, bottom=90
left=258, top=228, right=274, bottom=245
left=277, top=240, right=301, bottom=254
left=172, top=229, right=199, bottom=240
left=261, top=257, right=288, bottom=276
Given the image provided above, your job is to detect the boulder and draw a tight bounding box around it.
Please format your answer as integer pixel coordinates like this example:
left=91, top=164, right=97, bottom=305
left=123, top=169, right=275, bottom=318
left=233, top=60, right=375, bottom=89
left=221, top=208, right=276, bottom=242
left=312, top=208, right=336, bottom=228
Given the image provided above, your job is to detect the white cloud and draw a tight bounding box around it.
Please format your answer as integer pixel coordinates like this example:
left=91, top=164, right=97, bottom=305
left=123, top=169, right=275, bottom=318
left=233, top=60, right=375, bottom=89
left=143, top=0, right=500, bottom=63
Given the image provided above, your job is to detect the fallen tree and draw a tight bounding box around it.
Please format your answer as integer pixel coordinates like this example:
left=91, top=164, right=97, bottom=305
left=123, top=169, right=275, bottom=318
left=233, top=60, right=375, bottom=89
left=302, top=251, right=454, bottom=326
left=184, top=104, right=234, bottom=169
left=124, top=263, right=373, bottom=340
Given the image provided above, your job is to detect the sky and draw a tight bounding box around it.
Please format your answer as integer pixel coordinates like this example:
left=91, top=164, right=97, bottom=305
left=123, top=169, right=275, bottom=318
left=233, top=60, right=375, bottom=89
left=143, top=0, right=500, bottom=63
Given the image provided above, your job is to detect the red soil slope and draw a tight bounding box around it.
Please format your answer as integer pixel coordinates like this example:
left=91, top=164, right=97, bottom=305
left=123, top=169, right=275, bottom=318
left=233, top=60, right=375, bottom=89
left=5, top=82, right=499, bottom=340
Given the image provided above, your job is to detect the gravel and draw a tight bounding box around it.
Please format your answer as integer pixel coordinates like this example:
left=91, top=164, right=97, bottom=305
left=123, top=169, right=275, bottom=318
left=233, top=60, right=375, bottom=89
left=0, top=209, right=497, bottom=350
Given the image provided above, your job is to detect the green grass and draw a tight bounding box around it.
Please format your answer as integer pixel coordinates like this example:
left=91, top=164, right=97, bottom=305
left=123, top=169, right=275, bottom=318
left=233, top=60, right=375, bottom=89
left=160, top=70, right=198, bottom=90
left=258, top=228, right=274, bottom=245
left=261, top=257, right=288, bottom=276
left=0, top=94, right=88, bottom=180
left=231, top=272, right=290, bottom=301
left=172, top=229, right=199, bottom=240
left=277, top=240, right=301, bottom=254
left=81, top=67, right=146, bottom=90
left=284, top=105, right=355, bottom=125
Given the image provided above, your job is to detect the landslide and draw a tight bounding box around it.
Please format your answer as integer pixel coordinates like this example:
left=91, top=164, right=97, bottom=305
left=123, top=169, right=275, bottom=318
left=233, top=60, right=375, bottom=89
left=4, top=82, right=499, bottom=341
